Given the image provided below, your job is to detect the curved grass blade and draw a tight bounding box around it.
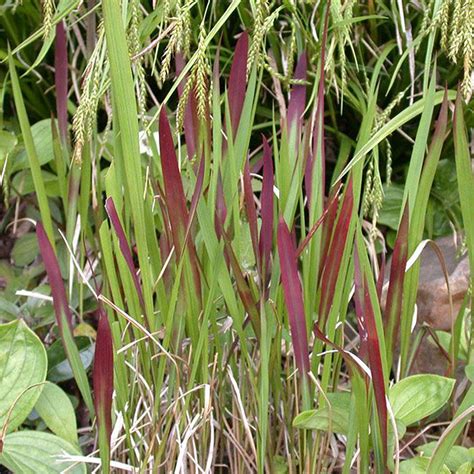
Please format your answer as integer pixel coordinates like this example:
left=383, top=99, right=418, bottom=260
left=335, top=90, right=456, bottom=183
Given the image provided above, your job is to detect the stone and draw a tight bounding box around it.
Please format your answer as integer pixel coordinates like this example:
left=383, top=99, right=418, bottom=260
left=384, top=234, right=470, bottom=375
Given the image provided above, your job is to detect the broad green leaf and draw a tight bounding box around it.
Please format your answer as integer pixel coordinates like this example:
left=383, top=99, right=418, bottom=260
left=466, top=365, right=474, bottom=382
left=272, top=455, right=288, bottom=474
left=0, top=320, right=47, bottom=432
left=0, top=431, right=86, bottom=474
left=378, top=183, right=404, bottom=230
left=0, top=297, right=20, bottom=321
left=399, top=457, right=450, bottom=474
left=11, top=233, right=40, bottom=267
left=456, top=462, right=474, bottom=474
left=12, top=119, right=57, bottom=172
left=47, top=336, right=94, bottom=383
left=0, top=261, right=24, bottom=300
left=0, top=130, right=17, bottom=164
left=389, top=374, right=455, bottom=426
left=34, top=381, right=78, bottom=445
left=293, top=392, right=351, bottom=434
left=11, top=169, right=61, bottom=197
left=417, top=442, right=473, bottom=472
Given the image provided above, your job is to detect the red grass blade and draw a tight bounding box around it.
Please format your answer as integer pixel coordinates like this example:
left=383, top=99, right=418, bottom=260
left=354, top=249, right=388, bottom=467
left=105, top=197, right=145, bottom=311
left=176, top=53, right=198, bottom=159
left=384, top=203, right=409, bottom=358
left=55, top=21, right=68, bottom=144
left=37, top=221, right=94, bottom=416
left=318, top=178, right=354, bottom=329
left=259, top=137, right=274, bottom=287
left=228, top=32, right=248, bottom=137
left=159, top=108, right=189, bottom=254
left=159, top=108, right=202, bottom=297
left=93, top=309, right=114, bottom=472
left=287, top=53, right=307, bottom=133
left=36, top=222, right=72, bottom=332
left=277, top=218, right=310, bottom=376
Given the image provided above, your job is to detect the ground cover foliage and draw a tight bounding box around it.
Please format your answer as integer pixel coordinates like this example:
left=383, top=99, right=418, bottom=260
left=0, top=0, right=473, bottom=472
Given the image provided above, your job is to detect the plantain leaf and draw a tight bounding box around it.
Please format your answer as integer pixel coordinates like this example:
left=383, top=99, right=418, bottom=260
left=34, top=381, right=78, bottom=445
left=399, top=457, right=450, bottom=474
left=0, top=431, right=85, bottom=474
left=0, top=320, right=47, bottom=432
left=389, top=374, right=455, bottom=426
left=293, top=392, right=351, bottom=433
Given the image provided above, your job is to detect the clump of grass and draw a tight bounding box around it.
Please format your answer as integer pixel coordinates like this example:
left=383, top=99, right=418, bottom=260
left=1, top=1, right=473, bottom=473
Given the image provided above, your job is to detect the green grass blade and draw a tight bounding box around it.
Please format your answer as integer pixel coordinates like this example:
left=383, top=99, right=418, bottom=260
left=8, top=52, right=54, bottom=245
